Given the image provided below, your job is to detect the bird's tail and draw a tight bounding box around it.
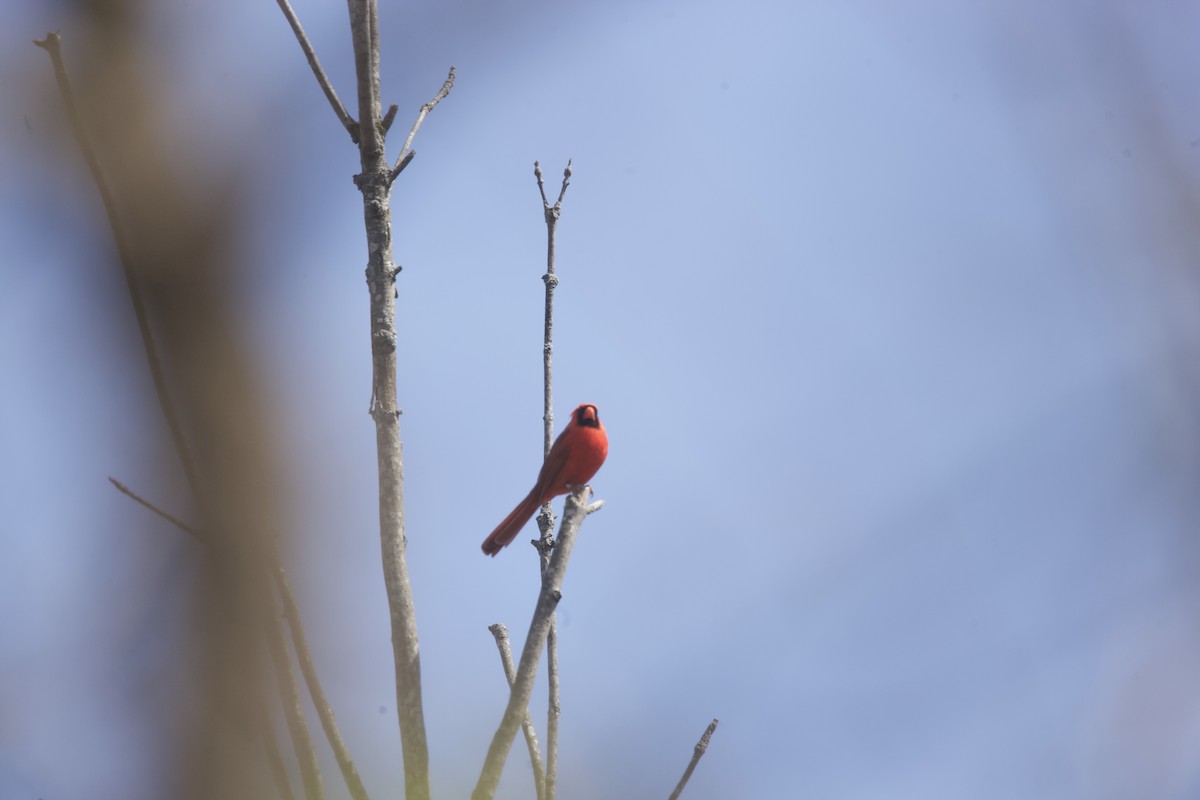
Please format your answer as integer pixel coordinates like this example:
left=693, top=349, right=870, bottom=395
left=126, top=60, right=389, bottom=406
left=482, top=489, right=542, bottom=556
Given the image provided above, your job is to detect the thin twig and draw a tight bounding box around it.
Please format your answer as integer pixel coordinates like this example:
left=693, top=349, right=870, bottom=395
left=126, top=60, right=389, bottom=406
left=108, top=477, right=199, bottom=538
left=534, top=162, right=549, bottom=207
left=33, top=32, right=200, bottom=500
left=392, top=150, right=416, bottom=179
left=381, top=103, right=399, bottom=133
left=667, top=719, right=719, bottom=800
left=473, top=486, right=599, bottom=800
left=388, top=66, right=455, bottom=184
left=553, top=160, right=572, bottom=207
left=275, top=0, right=358, bottom=141
left=108, top=478, right=370, bottom=800
left=533, top=159, right=573, bottom=800
left=488, top=624, right=547, bottom=800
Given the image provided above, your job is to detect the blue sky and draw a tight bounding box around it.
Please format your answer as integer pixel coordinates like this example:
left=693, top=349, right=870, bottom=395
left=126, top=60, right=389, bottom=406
left=4, top=1, right=1200, bottom=798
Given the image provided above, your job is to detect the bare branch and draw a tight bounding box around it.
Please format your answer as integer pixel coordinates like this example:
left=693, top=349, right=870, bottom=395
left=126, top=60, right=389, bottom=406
left=667, top=719, right=719, bottom=800
left=534, top=159, right=573, bottom=475
left=33, top=32, right=200, bottom=500
left=275, top=0, right=359, bottom=141
left=389, top=66, right=455, bottom=183
left=489, top=624, right=547, bottom=800
left=473, top=486, right=599, bottom=799
left=344, top=2, right=431, bottom=796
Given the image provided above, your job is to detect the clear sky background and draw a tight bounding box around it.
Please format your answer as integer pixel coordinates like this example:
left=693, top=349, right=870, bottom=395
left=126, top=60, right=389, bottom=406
left=4, top=1, right=1200, bottom=798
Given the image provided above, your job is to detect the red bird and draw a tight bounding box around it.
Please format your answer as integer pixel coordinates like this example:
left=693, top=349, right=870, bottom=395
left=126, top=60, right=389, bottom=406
left=482, top=403, right=608, bottom=556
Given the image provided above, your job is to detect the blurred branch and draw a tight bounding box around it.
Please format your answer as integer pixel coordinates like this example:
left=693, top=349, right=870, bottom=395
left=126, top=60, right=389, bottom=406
left=107, top=479, right=371, bottom=800
left=33, top=31, right=200, bottom=499
left=667, top=719, right=719, bottom=800
left=488, top=624, right=547, bottom=800
left=532, top=158, right=573, bottom=800
left=38, top=16, right=355, bottom=800
left=36, top=21, right=288, bottom=797
left=473, top=486, right=602, bottom=800
left=274, top=0, right=359, bottom=141
left=263, top=715, right=300, bottom=800
left=267, top=589, right=327, bottom=800
left=276, top=565, right=371, bottom=800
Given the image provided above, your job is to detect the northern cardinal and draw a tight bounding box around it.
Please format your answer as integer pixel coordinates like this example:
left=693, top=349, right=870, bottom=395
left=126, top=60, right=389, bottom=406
left=482, top=403, right=608, bottom=556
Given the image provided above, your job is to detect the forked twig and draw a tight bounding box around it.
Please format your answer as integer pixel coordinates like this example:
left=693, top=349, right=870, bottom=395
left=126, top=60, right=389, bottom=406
left=488, top=624, right=547, bottom=800
left=532, top=159, right=573, bottom=800
left=667, top=719, right=719, bottom=800
left=534, top=159, right=573, bottom=212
